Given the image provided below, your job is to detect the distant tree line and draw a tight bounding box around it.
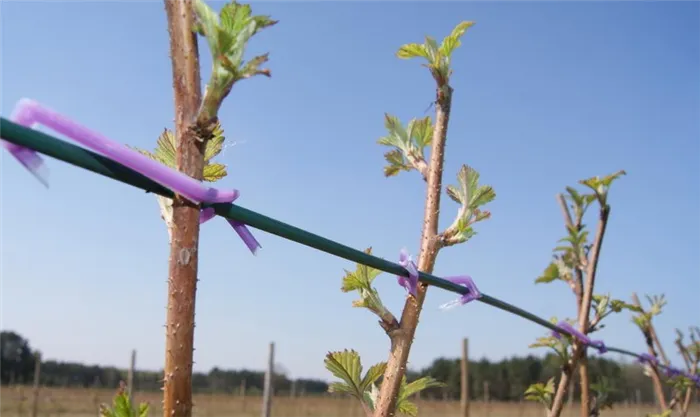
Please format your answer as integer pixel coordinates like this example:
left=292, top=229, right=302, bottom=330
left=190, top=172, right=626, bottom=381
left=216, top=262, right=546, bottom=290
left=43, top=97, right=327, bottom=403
left=1, top=331, right=666, bottom=402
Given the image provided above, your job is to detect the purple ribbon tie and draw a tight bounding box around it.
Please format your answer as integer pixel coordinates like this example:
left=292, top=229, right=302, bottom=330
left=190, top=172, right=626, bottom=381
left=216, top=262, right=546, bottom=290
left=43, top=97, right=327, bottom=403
left=2, top=98, right=260, bottom=254
left=637, top=353, right=659, bottom=366
left=552, top=322, right=607, bottom=354
left=664, top=366, right=682, bottom=378
left=440, top=276, right=481, bottom=310
left=397, top=249, right=419, bottom=297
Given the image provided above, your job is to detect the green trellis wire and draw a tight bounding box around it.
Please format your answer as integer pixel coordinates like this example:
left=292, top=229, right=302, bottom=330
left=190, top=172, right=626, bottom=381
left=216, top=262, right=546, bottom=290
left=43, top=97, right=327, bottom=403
left=0, top=117, right=642, bottom=360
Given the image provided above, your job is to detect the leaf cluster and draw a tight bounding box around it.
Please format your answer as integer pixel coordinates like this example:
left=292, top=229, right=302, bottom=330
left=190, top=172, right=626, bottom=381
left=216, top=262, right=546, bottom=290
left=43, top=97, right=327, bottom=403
left=194, top=0, right=277, bottom=84
left=528, top=318, right=572, bottom=362
left=340, top=248, right=396, bottom=331
left=579, top=170, right=626, bottom=208
left=589, top=294, right=642, bottom=333
left=442, top=164, right=496, bottom=246
left=396, top=21, right=475, bottom=87
left=132, top=123, right=228, bottom=182
left=378, top=115, right=432, bottom=179
left=632, top=294, right=667, bottom=331
left=99, top=382, right=149, bottom=417
left=324, top=350, right=444, bottom=416
left=524, top=377, right=556, bottom=409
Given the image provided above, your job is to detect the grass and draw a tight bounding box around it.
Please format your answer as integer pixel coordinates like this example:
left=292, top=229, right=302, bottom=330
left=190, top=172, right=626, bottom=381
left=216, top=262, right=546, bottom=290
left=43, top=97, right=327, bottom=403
left=0, top=386, right=677, bottom=417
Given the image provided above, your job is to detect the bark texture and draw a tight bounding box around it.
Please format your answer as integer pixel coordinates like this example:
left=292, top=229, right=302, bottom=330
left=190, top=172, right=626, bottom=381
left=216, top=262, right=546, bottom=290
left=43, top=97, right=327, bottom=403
left=162, top=2, right=205, bottom=416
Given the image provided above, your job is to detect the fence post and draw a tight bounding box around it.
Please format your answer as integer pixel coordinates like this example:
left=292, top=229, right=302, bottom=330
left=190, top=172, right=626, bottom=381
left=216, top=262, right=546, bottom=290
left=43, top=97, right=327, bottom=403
left=31, top=351, right=41, bottom=417
left=127, top=349, right=136, bottom=404
left=461, top=338, right=470, bottom=417
left=483, top=380, right=490, bottom=417
left=262, top=342, right=275, bottom=417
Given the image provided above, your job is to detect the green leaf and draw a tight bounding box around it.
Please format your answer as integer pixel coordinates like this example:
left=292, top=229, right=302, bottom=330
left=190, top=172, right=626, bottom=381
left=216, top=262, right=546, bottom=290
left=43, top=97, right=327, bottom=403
left=324, top=350, right=363, bottom=400
left=340, top=248, right=382, bottom=292
left=439, top=21, right=475, bottom=57
left=360, top=362, right=387, bottom=392
left=99, top=383, right=150, bottom=417
left=203, top=122, right=225, bottom=162
left=396, top=43, right=429, bottom=60
left=579, top=170, right=626, bottom=205
left=193, top=0, right=277, bottom=97
left=396, top=375, right=445, bottom=416
left=609, top=299, right=642, bottom=313
left=424, top=36, right=439, bottom=63
left=407, top=116, right=433, bottom=151
left=397, top=401, right=419, bottom=417
left=378, top=114, right=411, bottom=157
left=203, top=163, right=227, bottom=182
left=383, top=149, right=411, bottom=178
left=240, top=53, right=271, bottom=79
left=535, top=262, right=561, bottom=284
left=524, top=377, right=556, bottom=408
left=132, top=125, right=229, bottom=184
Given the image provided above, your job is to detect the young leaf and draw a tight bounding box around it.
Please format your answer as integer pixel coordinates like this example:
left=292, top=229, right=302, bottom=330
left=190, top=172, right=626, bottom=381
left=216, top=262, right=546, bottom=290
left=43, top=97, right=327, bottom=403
left=131, top=124, right=228, bottom=183
left=360, top=362, right=387, bottom=392
left=340, top=248, right=382, bottom=293
left=535, top=262, right=561, bottom=284
left=579, top=170, right=626, bottom=206
left=324, top=350, right=363, bottom=400
left=439, top=21, right=475, bottom=57
left=99, top=382, right=149, bottom=417
left=396, top=21, right=475, bottom=86
left=395, top=375, right=445, bottom=417
left=396, top=43, right=429, bottom=60
left=443, top=164, right=495, bottom=246
left=524, top=377, right=556, bottom=408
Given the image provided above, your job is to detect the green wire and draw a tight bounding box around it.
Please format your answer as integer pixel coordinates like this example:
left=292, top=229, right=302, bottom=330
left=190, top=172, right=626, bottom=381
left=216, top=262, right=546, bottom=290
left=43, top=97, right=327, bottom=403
left=0, top=117, right=643, bottom=359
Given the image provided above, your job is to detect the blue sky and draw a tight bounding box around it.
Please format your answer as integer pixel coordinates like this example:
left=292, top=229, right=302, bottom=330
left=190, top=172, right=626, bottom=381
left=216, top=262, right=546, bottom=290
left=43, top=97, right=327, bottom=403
left=1, top=1, right=698, bottom=380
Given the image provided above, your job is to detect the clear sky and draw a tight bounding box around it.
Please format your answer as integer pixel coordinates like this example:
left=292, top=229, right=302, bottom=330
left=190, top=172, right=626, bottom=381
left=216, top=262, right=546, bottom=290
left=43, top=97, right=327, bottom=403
left=1, top=1, right=698, bottom=381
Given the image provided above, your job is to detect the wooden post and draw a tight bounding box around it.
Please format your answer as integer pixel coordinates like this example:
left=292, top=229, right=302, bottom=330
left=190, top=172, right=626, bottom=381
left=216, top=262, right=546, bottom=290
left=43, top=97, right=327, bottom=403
left=483, top=380, right=490, bottom=417
left=635, top=389, right=641, bottom=417
left=31, top=351, right=41, bottom=417
left=461, top=338, right=469, bottom=417
left=262, top=342, right=275, bottom=417
left=162, top=1, right=205, bottom=417
left=127, top=349, right=136, bottom=404
left=240, top=379, right=247, bottom=412
left=290, top=379, right=297, bottom=397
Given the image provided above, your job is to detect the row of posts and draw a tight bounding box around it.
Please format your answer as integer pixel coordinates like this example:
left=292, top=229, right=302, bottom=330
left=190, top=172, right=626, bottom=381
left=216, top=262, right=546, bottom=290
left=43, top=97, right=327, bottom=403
left=21, top=338, right=655, bottom=417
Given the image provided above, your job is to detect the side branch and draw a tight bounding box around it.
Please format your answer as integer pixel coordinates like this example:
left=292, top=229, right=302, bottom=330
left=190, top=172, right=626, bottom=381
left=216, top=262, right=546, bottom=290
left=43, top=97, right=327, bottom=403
left=548, top=205, right=611, bottom=417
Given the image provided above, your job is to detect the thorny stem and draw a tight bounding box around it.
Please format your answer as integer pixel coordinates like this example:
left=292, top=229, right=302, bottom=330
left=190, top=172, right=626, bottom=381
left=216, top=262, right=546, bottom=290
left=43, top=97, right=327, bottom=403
left=555, top=193, right=588, bottom=417
left=161, top=1, right=213, bottom=416
left=548, top=206, right=610, bottom=417
left=373, top=84, right=453, bottom=417
left=651, top=325, right=671, bottom=367
left=631, top=293, right=669, bottom=412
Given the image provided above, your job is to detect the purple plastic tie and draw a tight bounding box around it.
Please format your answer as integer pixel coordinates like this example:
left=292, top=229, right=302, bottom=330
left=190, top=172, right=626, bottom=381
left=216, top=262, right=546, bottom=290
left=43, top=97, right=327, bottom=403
left=637, top=353, right=659, bottom=366
left=397, top=249, right=419, bottom=297
left=552, top=322, right=607, bottom=354
left=2, top=99, right=260, bottom=254
left=664, top=366, right=682, bottom=378
left=440, top=276, right=482, bottom=310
